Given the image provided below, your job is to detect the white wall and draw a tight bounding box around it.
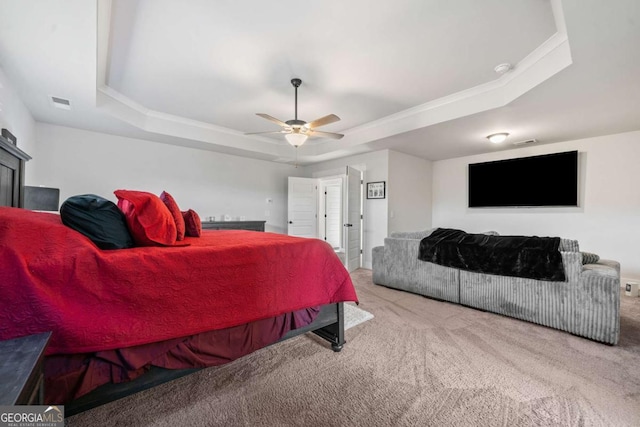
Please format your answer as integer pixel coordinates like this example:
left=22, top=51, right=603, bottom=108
left=23, top=116, right=639, bottom=283
left=0, top=67, right=36, bottom=157
left=432, top=130, right=640, bottom=282
left=29, top=123, right=304, bottom=233
left=388, top=150, right=432, bottom=233
left=304, top=150, right=389, bottom=269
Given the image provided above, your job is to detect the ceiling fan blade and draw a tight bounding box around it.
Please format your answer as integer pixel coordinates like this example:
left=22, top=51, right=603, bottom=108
left=306, top=114, right=341, bottom=129
left=309, top=130, right=344, bottom=140
left=244, top=130, right=287, bottom=135
left=256, top=113, right=288, bottom=127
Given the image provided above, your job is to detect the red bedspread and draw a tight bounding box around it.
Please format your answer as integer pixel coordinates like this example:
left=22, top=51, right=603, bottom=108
left=0, top=208, right=357, bottom=355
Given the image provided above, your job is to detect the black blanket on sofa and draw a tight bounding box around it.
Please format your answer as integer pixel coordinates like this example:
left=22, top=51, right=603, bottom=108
left=418, top=228, right=566, bottom=281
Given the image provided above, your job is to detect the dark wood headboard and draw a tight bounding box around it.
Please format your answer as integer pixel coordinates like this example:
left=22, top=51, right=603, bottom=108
left=0, top=135, right=31, bottom=208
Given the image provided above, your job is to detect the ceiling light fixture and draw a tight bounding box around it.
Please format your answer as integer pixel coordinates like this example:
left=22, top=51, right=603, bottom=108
left=284, top=130, right=308, bottom=147
left=245, top=79, right=344, bottom=148
left=494, top=63, right=512, bottom=75
left=487, top=133, right=509, bottom=144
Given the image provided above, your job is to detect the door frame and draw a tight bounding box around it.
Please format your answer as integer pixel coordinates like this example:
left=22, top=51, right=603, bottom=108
left=289, top=168, right=364, bottom=270
left=318, top=176, right=345, bottom=251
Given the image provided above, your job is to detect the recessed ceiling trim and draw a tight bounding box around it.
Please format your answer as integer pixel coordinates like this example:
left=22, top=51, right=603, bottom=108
left=97, top=85, right=293, bottom=158
left=95, top=0, right=112, bottom=98
left=98, top=84, right=284, bottom=147
left=315, top=31, right=571, bottom=158
left=95, top=0, right=571, bottom=164
left=339, top=32, right=570, bottom=137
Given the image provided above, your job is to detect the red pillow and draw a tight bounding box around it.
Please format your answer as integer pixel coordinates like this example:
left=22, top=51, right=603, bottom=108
left=159, top=191, right=185, bottom=241
left=182, top=209, right=202, bottom=237
left=114, top=190, right=177, bottom=246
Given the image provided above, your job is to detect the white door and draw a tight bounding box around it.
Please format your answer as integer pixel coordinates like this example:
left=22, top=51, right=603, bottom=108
left=345, top=166, right=362, bottom=272
left=287, top=177, right=318, bottom=238
left=323, top=179, right=343, bottom=249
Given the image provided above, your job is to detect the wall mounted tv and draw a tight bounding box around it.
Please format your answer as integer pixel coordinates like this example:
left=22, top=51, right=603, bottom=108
left=468, top=150, right=578, bottom=208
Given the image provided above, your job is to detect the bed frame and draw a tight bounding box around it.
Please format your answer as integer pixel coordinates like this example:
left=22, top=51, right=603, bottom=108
left=64, top=302, right=344, bottom=416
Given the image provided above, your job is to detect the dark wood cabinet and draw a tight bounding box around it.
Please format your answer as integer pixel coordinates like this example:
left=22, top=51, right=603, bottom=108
left=0, top=135, right=31, bottom=208
left=202, top=220, right=266, bottom=232
left=0, top=332, right=51, bottom=405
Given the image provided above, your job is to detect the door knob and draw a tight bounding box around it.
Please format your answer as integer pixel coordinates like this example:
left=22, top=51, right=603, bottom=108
left=344, top=223, right=353, bottom=227
left=288, top=221, right=293, bottom=224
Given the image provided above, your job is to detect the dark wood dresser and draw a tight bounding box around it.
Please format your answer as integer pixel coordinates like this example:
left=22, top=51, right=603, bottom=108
left=202, top=220, right=266, bottom=232
left=0, top=332, right=51, bottom=405
left=0, top=135, right=31, bottom=208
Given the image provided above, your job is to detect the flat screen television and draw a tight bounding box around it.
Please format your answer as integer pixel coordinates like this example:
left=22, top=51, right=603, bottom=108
left=468, top=150, right=578, bottom=208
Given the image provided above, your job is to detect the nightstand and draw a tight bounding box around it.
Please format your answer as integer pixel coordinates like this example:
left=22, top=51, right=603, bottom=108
left=0, top=332, right=51, bottom=405
left=202, top=220, right=266, bottom=232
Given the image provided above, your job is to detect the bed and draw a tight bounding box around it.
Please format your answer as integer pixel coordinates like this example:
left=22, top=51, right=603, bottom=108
left=0, top=207, right=358, bottom=415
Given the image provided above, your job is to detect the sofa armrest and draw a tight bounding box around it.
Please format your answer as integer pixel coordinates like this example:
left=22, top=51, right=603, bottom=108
left=372, top=246, right=385, bottom=284
left=377, top=237, right=460, bottom=302
left=589, top=259, right=620, bottom=277
left=383, top=237, right=420, bottom=279
left=561, top=251, right=583, bottom=282
left=576, top=259, right=620, bottom=344
left=562, top=252, right=621, bottom=284
left=580, top=259, right=621, bottom=289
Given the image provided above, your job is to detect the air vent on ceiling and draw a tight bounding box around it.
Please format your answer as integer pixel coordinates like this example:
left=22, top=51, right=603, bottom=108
left=50, top=96, right=71, bottom=110
left=512, top=138, right=538, bottom=146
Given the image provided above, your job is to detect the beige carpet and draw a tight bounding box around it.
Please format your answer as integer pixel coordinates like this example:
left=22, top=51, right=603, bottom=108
left=67, top=269, right=640, bottom=426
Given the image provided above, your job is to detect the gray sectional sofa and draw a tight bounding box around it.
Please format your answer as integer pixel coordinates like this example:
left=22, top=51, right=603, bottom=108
left=372, top=229, right=621, bottom=344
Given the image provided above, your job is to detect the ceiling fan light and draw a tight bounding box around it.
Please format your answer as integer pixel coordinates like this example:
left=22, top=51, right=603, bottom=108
left=285, top=133, right=308, bottom=147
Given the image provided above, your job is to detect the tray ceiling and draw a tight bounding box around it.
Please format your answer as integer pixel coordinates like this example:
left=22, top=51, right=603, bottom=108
left=1, top=0, right=639, bottom=164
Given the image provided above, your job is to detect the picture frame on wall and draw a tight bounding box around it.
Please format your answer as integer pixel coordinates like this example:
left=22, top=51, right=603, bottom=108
left=1, top=129, right=17, bottom=146
left=366, top=181, right=386, bottom=199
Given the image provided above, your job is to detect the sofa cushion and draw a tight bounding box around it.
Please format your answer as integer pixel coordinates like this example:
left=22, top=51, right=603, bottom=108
left=559, top=239, right=579, bottom=252
left=389, top=229, right=499, bottom=239
left=581, top=252, right=600, bottom=264
left=582, top=262, right=617, bottom=277
left=389, top=229, right=434, bottom=239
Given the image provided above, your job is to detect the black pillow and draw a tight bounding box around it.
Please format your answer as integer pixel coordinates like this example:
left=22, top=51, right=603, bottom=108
left=60, top=194, right=135, bottom=250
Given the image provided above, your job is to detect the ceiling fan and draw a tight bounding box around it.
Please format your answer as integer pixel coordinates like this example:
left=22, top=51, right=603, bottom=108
left=245, top=78, right=344, bottom=147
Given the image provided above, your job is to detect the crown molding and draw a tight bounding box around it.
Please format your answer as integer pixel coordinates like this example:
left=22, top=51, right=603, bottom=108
left=95, top=0, right=571, bottom=164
